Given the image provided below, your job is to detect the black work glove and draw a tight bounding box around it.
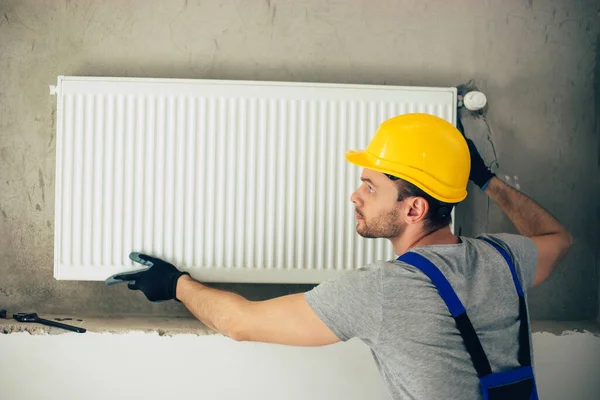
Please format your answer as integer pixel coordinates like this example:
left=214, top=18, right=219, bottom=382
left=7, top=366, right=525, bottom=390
left=112, top=252, right=190, bottom=302
left=466, top=138, right=495, bottom=190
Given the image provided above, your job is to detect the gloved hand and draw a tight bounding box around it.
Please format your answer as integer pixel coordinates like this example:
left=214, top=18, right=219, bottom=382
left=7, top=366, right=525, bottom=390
left=466, top=138, right=495, bottom=190
left=112, top=252, right=190, bottom=302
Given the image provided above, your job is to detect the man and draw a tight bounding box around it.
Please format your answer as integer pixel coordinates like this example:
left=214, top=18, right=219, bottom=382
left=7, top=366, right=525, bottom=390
left=114, top=113, right=573, bottom=399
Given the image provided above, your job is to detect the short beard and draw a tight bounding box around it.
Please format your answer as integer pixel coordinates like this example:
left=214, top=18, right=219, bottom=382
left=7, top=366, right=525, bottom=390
left=356, top=207, right=404, bottom=239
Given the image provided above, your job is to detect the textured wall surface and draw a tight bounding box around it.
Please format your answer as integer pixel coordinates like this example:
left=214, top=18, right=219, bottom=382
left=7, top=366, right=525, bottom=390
left=0, top=0, right=598, bottom=321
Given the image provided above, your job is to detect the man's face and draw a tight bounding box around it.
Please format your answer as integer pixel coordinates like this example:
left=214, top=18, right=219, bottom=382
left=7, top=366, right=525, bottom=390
left=350, top=169, right=404, bottom=239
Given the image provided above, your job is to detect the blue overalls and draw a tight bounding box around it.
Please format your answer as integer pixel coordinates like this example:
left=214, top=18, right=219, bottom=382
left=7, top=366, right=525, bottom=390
left=397, top=238, right=539, bottom=399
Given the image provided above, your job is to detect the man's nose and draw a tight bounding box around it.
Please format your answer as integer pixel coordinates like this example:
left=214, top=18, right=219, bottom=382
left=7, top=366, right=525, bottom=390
left=350, top=190, right=361, bottom=206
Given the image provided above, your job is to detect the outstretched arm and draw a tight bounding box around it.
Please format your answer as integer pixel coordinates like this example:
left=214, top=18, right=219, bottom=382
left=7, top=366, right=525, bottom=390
left=176, top=275, right=340, bottom=345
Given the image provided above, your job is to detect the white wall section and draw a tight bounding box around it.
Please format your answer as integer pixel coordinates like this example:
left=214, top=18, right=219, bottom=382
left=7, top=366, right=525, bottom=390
left=1, top=331, right=598, bottom=400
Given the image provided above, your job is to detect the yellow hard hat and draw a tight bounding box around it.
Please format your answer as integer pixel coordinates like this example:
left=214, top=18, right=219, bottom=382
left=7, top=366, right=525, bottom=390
left=345, top=113, right=470, bottom=203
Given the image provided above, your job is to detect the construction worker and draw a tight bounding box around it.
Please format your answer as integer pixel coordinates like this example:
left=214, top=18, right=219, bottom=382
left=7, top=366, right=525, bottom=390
left=114, top=113, right=573, bottom=399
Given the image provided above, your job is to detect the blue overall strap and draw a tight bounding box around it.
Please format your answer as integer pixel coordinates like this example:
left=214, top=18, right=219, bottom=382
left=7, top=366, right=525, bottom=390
left=398, top=252, right=493, bottom=378
left=479, top=238, right=532, bottom=368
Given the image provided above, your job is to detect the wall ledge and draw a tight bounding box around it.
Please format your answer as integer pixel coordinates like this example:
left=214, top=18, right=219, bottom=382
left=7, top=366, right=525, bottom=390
left=2, top=314, right=599, bottom=337
left=531, top=320, right=600, bottom=336
left=0, top=314, right=215, bottom=336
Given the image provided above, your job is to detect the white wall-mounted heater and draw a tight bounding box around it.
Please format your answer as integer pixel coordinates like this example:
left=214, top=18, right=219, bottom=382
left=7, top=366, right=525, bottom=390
left=52, top=76, right=457, bottom=283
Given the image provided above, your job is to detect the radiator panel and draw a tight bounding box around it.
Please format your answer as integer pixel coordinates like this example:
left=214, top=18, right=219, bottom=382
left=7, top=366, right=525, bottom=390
left=53, top=76, right=457, bottom=283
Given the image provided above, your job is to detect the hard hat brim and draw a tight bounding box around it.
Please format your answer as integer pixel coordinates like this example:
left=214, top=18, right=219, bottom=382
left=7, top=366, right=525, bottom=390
left=345, top=149, right=467, bottom=204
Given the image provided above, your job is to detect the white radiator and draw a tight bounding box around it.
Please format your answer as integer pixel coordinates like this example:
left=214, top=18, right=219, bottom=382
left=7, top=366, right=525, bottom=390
left=52, top=76, right=457, bottom=283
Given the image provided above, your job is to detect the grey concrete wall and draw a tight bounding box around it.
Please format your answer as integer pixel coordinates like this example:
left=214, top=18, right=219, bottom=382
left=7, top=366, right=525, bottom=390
left=596, top=30, right=600, bottom=324
left=0, top=0, right=598, bottom=320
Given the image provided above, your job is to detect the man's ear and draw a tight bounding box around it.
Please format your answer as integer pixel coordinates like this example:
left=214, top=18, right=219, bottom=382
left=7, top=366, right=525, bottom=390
left=405, top=197, right=429, bottom=224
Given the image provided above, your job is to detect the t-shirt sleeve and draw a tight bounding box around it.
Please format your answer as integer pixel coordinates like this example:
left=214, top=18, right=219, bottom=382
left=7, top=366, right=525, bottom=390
left=479, top=233, right=538, bottom=289
left=304, top=264, right=383, bottom=342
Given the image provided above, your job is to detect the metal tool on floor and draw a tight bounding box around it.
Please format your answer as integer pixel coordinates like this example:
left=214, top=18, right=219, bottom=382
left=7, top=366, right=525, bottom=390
left=13, top=312, right=86, bottom=333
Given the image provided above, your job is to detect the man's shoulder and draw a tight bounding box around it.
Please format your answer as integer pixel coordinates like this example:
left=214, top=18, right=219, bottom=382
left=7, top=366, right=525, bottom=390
left=471, top=232, right=538, bottom=289
left=354, top=259, right=430, bottom=286
left=378, top=257, right=439, bottom=287
left=473, top=233, right=536, bottom=258
left=475, top=232, right=530, bottom=244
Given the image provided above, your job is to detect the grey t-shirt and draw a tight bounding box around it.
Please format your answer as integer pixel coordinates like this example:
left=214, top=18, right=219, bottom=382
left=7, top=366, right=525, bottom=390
left=304, top=234, right=538, bottom=400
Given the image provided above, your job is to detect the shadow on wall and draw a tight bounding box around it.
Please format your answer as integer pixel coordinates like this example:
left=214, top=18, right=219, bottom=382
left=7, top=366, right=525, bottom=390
left=72, top=58, right=464, bottom=89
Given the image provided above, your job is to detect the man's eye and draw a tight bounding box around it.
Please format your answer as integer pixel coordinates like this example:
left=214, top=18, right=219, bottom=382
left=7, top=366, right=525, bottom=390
left=368, top=185, right=375, bottom=193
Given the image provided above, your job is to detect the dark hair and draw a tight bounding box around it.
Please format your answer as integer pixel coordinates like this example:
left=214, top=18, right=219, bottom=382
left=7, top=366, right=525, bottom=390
left=387, top=175, right=456, bottom=232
